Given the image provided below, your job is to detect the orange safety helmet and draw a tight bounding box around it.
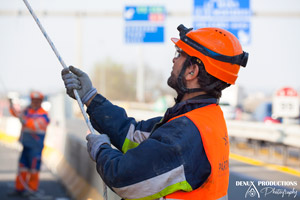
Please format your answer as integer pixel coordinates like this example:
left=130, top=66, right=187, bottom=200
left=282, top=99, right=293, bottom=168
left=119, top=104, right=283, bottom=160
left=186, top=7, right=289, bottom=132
left=30, top=91, right=44, bottom=100
left=171, top=24, right=248, bottom=84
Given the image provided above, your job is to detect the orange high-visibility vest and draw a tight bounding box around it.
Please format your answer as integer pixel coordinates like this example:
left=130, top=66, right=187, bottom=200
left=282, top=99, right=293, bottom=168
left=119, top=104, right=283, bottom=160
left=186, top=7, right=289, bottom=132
left=165, top=104, right=229, bottom=200
left=10, top=107, right=49, bottom=134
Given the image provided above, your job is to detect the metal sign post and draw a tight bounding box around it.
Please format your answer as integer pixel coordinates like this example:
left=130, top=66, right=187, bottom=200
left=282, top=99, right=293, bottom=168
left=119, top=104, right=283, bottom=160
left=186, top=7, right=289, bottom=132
left=124, top=5, right=166, bottom=102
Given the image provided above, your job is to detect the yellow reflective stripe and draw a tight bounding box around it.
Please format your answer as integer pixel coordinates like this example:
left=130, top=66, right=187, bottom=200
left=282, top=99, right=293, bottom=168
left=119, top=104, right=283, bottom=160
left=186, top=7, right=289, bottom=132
left=122, top=138, right=139, bottom=153
left=125, top=181, right=192, bottom=200
left=114, top=165, right=188, bottom=199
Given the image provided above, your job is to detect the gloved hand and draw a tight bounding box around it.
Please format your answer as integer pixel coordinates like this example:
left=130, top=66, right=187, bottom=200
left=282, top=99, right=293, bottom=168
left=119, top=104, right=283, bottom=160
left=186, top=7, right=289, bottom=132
left=8, top=98, right=25, bottom=124
left=61, top=66, right=97, bottom=104
left=86, top=134, right=111, bottom=161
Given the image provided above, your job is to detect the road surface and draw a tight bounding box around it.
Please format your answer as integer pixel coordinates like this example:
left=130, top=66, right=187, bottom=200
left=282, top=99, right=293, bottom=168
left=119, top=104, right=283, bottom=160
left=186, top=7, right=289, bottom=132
left=0, top=142, right=71, bottom=200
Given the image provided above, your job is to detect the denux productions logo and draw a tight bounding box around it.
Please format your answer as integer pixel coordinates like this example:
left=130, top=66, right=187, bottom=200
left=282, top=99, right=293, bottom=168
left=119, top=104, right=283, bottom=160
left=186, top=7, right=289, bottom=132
left=236, top=180, right=298, bottom=199
left=236, top=181, right=260, bottom=198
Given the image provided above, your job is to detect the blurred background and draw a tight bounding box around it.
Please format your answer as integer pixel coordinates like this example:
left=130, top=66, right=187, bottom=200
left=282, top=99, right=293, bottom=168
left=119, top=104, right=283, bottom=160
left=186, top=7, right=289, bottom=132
left=1, top=0, right=300, bottom=200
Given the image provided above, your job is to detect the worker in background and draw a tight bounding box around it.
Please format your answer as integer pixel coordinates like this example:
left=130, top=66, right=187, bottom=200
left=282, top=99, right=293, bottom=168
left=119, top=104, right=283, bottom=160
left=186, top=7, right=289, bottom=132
left=8, top=91, right=50, bottom=196
left=62, top=24, right=248, bottom=200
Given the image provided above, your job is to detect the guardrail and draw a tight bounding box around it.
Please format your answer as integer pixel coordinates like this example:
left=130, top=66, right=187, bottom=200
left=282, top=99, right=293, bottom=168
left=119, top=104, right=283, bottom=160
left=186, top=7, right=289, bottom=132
left=227, top=120, right=300, bottom=148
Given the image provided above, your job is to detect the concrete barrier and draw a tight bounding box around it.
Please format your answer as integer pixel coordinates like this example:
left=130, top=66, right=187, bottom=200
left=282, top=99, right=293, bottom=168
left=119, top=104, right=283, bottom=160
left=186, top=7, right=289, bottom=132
left=43, top=133, right=111, bottom=200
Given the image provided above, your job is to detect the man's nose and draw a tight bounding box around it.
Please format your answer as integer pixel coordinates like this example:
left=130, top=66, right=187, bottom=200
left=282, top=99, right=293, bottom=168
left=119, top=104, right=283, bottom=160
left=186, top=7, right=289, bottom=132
left=172, top=57, right=176, bottom=63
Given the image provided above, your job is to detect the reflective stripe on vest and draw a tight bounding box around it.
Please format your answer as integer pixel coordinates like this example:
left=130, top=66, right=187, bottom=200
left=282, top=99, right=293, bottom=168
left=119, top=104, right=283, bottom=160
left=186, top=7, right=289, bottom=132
left=165, top=104, right=229, bottom=200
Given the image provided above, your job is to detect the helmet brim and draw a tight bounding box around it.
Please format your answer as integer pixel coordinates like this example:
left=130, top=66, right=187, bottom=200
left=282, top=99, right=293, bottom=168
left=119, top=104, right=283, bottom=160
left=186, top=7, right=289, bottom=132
left=171, top=37, right=179, bottom=44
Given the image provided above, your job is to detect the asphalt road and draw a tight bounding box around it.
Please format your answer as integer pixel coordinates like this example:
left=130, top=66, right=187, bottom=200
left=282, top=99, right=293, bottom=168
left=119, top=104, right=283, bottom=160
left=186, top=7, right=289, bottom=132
left=229, top=159, right=300, bottom=200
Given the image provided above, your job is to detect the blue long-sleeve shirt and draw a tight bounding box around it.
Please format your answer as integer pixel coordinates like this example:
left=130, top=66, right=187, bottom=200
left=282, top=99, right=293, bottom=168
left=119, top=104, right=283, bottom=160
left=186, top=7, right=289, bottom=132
left=87, top=94, right=218, bottom=200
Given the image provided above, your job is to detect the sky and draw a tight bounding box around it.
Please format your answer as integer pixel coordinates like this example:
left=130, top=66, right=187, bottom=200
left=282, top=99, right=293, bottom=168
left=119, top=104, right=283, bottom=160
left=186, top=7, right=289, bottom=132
left=1, top=0, right=300, bottom=98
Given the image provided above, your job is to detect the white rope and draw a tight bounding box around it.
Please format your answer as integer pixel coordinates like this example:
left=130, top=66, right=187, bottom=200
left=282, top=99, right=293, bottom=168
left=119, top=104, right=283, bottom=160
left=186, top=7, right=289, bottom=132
left=21, top=0, right=108, bottom=199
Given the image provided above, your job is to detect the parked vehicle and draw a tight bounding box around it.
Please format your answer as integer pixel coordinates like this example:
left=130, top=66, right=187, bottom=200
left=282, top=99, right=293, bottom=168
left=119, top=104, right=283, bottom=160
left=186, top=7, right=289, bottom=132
left=252, top=102, right=281, bottom=123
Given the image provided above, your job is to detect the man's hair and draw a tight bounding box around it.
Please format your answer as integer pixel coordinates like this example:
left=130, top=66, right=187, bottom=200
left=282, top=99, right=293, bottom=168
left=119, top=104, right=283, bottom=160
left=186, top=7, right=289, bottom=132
left=191, top=57, right=231, bottom=99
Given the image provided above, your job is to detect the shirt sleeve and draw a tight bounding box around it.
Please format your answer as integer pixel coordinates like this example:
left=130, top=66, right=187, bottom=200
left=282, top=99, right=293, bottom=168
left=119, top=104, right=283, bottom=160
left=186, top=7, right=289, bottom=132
left=87, top=94, right=162, bottom=152
left=94, top=116, right=211, bottom=200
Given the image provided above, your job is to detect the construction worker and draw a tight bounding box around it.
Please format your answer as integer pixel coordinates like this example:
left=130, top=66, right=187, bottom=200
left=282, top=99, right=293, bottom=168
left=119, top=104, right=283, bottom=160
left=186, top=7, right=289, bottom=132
left=9, top=91, right=50, bottom=196
left=62, top=24, right=248, bottom=200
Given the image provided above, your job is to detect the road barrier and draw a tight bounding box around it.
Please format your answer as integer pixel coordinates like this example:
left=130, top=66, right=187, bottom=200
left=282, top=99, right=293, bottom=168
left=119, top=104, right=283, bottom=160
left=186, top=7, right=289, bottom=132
left=227, top=120, right=300, bottom=148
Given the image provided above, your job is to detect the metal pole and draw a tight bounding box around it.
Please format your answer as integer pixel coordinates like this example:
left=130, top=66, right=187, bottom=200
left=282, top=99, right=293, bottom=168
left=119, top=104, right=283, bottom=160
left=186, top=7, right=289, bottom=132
left=21, top=0, right=94, bottom=134
left=136, top=45, right=145, bottom=102
left=21, top=0, right=107, bottom=199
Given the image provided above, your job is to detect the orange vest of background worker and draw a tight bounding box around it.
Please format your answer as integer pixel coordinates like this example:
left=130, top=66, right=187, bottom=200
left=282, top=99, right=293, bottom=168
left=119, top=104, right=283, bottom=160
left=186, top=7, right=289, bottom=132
left=165, top=104, right=229, bottom=200
left=9, top=91, right=50, bottom=196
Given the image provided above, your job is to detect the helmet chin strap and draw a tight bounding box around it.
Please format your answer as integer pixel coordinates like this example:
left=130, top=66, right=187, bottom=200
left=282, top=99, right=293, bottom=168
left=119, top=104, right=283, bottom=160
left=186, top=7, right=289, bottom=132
left=175, top=56, right=204, bottom=103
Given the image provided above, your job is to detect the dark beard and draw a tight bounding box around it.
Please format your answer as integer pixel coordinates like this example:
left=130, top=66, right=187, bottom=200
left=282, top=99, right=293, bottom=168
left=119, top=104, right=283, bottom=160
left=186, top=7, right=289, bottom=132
left=167, top=73, right=185, bottom=97
left=167, top=73, right=177, bottom=90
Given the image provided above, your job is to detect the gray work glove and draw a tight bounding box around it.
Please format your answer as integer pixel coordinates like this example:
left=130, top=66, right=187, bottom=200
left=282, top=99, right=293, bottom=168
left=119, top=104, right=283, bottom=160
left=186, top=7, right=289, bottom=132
left=8, top=98, right=26, bottom=124
left=86, top=134, right=111, bottom=161
left=61, top=65, right=97, bottom=104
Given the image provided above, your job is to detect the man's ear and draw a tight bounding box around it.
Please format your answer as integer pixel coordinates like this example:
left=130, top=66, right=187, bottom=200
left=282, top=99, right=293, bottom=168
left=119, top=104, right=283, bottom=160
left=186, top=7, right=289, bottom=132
left=185, top=63, right=199, bottom=80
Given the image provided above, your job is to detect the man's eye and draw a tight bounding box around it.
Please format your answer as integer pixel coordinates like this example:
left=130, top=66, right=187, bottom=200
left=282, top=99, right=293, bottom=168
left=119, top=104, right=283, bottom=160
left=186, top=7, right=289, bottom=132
left=174, top=51, right=181, bottom=58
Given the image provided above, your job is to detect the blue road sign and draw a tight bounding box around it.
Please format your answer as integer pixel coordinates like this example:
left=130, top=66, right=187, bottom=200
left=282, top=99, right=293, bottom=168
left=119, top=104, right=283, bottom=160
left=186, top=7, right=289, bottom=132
left=124, top=6, right=165, bottom=43
left=125, top=26, right=164, bottom=43
left=193, top=0, right=251, bottom=45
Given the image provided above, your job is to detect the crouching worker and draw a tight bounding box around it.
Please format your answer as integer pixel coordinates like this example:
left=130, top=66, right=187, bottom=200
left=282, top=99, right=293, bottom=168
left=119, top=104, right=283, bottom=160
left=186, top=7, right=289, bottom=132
left=9, top=91, right=50, bottom=196
left=61, top=24, right=248, bottom=200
